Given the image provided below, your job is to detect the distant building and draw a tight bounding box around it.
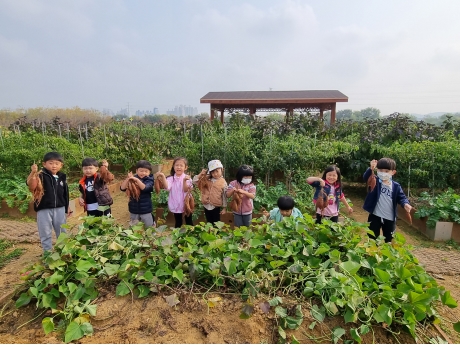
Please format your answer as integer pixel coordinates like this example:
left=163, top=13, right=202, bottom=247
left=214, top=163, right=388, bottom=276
left=166, top=105, right=198, bottom=116
left=102, top=108, right=114, bottom=116
left=117, top=108, right=129, bottom=116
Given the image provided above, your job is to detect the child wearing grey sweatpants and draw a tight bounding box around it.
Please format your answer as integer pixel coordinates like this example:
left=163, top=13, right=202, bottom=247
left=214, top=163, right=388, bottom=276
left=27, top=152, right=71, bottom=252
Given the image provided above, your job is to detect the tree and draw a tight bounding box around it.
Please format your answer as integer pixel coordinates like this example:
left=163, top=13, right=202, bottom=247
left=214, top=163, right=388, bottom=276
left=360, top=107, right=380, bottom=119
left=336, top=109, right=353, bottom=120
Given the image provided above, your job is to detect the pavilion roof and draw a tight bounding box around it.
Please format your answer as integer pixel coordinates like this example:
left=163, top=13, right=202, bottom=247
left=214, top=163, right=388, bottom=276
left=200, top=90, right=348, bottom=104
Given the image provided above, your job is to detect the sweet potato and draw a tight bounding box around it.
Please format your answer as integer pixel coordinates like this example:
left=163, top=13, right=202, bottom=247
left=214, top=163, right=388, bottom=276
left=197, top=175, right=211, bottom=194
left=367, top=174, right=377, bottom=192
left=28, top=171, right=44, bottom=207
left=316, top=187, right=327, bottom=215
left=99, top=165, right=114, bottom=184
left=184, top=191, right=195, bottom=217
left=126, top=180, right=141, bottom=201
left=230, top=191, right=242, bottom=213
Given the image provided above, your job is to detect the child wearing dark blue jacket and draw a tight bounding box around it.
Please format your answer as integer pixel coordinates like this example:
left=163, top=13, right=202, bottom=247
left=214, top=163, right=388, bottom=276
left=363, top=158, right=412, bottom=243
left=120, top=160, right=155, bottom=228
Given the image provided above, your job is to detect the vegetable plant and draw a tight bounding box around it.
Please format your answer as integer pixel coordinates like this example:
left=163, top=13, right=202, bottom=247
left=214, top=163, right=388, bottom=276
left=13, top=214, right=460, bottom=343
left=414, top=189, right=460, bottom=228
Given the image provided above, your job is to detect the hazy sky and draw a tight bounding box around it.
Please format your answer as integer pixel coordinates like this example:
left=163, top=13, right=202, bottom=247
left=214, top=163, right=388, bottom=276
left=1, top=0, right=460, bottom=116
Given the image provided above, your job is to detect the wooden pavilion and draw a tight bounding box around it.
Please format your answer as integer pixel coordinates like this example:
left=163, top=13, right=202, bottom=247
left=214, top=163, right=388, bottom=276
left=200, top=90, right=348, bottom=124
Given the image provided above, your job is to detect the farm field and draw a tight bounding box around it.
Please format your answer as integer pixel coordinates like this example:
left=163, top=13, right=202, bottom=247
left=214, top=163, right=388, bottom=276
left=0, top=190, right=459, bottom=344
left=0, top=113, right=459, bottom=343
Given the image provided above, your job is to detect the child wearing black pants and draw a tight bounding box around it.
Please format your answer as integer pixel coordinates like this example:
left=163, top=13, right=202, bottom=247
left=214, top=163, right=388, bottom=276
left=362, top=158, right=412, bottom=243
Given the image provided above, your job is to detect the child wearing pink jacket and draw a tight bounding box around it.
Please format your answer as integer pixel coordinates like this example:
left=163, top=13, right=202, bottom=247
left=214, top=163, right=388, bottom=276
left=226, top=165, right=256, bottom=227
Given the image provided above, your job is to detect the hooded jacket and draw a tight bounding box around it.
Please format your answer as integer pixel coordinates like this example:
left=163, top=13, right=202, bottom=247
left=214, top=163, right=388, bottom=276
left=30, top=168, right=69, bottom=213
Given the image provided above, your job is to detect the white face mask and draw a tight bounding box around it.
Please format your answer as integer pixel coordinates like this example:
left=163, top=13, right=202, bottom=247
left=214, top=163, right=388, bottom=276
left=241, top=178, right=252, bottom=184
left=377, top=171, right=392, bottom=181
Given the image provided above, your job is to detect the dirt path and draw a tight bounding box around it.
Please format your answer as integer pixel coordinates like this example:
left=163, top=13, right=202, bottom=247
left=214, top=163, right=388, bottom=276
left=0, top=192, right=459, bottom=343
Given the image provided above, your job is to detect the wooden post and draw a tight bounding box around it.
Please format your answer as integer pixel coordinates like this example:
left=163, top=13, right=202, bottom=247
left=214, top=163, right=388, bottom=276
left=220, top=106, right=224, bottom=124
left=331, top=103, right=336, bottom=124
left=286, top=105, right=293, bottom=122
left=210, top=104, right=215, bottom=121
left=320, top=104, right=324, bottom=120
left=249, top=107, right=256, bottom=120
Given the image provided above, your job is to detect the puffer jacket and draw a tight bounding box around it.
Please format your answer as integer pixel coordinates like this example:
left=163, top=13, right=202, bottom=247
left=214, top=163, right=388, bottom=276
left=121, top=174, right=154, bottom=214
left=79, top=172, right=114, bottom=208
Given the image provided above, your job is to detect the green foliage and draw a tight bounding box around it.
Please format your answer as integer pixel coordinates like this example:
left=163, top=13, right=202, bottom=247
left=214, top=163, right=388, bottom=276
left=253, top=177, right=315, bottom=214
left=14, top=214, right=459, bottom=342
left=0, top=239, right=24, bottom=269
left=1, top=113, right=459, bottom=190
left=414, top=189, right=460, bottom=228
left=0, top=176, right=33, bottom=213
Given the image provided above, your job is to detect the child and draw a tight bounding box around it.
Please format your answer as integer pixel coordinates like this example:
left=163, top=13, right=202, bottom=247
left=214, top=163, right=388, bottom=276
left=193, top=159, right=227, bottom=225
left=307, top=165, right=353, bottom=224
left=226, top=165, right=256, bottom=227
left=78, top=158, right=114, bottom=216
left=268, top=195, right=304, bottom=222
left=26, top=152, right=71, bottom=252
left=155, top=157, right=193, bottom=228
left=120, top=160, right=155, bottom=228
left=363, top=158, right=412, bottom=243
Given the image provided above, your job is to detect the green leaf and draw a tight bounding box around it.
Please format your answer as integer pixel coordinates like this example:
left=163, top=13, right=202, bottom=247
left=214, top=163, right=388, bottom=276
left=278, top=326, right=286, bottom=339
left=248, top=239, right=263, bottom=247
left=344, top=309, right=357, bottom=323
left=311, top=305, right=325, bottom=322
left=373, top=304, right=392, bottom=325
left=275, top=306, right=287, bottom=318
left=360, top=324, right=370, bottom=335
left=395, top=264, right=413, bottom=280
left=72, top=286, right=85, bottom=301
left=67, top=282, right=77, bottom=293
left=201, top=232, right=216, bottom=241
left=350, top=328, right=361, bottom=343
left=104, top=263, right=120, bottom=276
left=269, top=296, right=283, bottom=306
left=76, top=260, right=95, bottom=272
left=116, top=281, right=133, bottom=296
left=142, top=270, right=154, bottom=281
left=15, top=292, right=32, bottom=308
left=441, top=291, right=458, bottom=308
left=172, top=269, right=184, bottom=283
left=339, top=261, right=361, bottom=275
left=137, top=285, right=150, bottom=298
left=65, top=321, right=84, bottom=343
left=313, top=243, right=330, bottom=256
left=84, top=304, right=97, bottom=316
left=48, top=272, right=64, bottom=284
left=374, top=268, right=391, bottom=283
left=42, top=317, right=54, bottom=335
left=269, top=260, right=286, bottom=269
left=42, top=293, right=57, bottom=309
left=80, top=322, right=94, bottom=335
left=224, top=260, right=237, bottom=275
left=453, top=321, right=460, bottom=333
left=332, top=327, right=345, bottom=344
left=307, top=257, right=321, bottom=268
